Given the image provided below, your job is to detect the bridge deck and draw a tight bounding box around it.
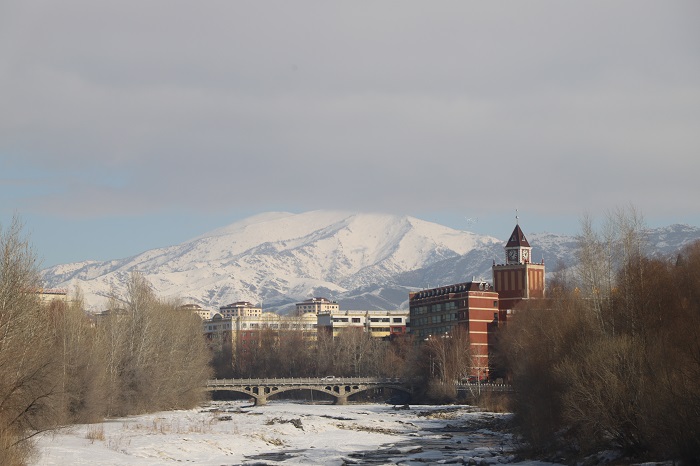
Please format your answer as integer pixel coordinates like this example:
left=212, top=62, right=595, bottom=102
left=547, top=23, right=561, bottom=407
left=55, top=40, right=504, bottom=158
left=206, top=377, right=511, bottom=391
left=206, top=377, right=402, bottom=387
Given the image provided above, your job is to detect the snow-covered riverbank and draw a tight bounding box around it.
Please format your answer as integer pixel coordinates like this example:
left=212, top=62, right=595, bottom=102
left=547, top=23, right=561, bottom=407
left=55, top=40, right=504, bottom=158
left=33, top=401, right=561, bottom=465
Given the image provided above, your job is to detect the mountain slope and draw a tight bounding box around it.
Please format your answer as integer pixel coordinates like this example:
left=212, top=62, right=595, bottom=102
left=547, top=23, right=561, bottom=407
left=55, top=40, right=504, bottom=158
left=40, top=213, right=700, bottom=314
left=41, top=211, right=501, bottom=313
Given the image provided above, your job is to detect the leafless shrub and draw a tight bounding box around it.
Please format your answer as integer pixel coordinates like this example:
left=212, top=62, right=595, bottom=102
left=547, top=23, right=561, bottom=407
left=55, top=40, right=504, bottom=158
left=0, top=434, right=35, bottom=466
left=475, top=392, right=511, bottom=414
left=336, top=423, right=400, bottom=435
left=425, top=380, right=457, bottom=404
left=85, top=424, right=105, bottom=443
left=252, top=433, right=286, bottom=446
left=0, top=216, right=57, bottom=463
left=106, top=433, right=131, bottom=453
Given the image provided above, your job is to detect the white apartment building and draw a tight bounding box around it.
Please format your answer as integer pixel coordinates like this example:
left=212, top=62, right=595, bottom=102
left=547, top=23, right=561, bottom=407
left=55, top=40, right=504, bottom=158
left=220, top=301, right=262, bottom=318
left=317, top=309, right=409, bottom=339
left=180, top=303, right=212, bottom=320
left=203, top=311, right=318, bottom=350
left=34, top=288, right=68, bottom=306
left=295, top=297, right=339, bottom=315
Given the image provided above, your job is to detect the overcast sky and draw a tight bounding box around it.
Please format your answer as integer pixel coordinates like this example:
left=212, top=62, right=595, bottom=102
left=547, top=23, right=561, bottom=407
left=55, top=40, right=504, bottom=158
left=2, top=1, right=699, bottom=267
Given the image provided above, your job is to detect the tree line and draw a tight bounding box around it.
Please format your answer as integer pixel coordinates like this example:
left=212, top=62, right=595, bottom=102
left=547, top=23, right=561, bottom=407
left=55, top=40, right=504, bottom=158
left=210, top=317, right=475, bottom=404
left=498, top=207, right=700, bottom=463
left=0, top=217, right=211, bottom=465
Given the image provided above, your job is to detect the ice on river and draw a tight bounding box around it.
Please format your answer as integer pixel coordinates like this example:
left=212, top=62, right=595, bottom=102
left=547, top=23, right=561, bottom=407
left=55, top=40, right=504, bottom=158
left=33, top=401, right=561, bottom=465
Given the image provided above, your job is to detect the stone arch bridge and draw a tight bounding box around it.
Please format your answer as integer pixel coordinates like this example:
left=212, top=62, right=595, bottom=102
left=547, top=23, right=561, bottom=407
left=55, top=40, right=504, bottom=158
left=206, top=377, right=413, bottom=406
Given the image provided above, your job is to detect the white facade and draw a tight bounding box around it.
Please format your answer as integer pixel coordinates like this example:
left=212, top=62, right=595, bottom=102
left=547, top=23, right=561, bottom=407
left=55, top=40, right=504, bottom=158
left=220, top=301, right=262, bottom=318
left=295, top=297, right=339, bottom=315
left=35, top=288, right=68, bottom=306
left=317, top=309, right=409, bottom=338
left=180, top=303, right=212, bottom=319
left=203, top=311, right=318, bottom=348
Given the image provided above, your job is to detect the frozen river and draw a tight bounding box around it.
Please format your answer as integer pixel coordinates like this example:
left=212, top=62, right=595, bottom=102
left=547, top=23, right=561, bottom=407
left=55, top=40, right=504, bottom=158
left=33, top=401, right=560, bottom=465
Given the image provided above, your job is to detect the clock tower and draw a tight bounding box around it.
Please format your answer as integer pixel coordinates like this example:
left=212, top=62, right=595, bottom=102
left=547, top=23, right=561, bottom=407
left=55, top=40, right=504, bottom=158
left=504, top=223, right=532, bottom=265
left=492, top=222, right=545, bottom=324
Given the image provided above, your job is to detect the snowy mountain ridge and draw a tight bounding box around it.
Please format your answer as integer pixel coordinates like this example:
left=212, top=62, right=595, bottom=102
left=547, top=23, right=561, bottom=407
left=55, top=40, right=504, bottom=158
left=40, top=211, right=700, bottom=313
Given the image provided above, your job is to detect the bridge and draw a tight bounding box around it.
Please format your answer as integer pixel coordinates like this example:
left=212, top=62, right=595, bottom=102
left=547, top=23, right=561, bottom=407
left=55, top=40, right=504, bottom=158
left=205, top=377, right=511, bottom=406
left=206, top=377, right=412, bottom=406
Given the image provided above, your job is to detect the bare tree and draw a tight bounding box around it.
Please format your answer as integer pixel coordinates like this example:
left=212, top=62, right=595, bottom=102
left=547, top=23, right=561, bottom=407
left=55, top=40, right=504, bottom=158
left=48, top=290, right=107, bottom=424
left=333, top=327, right=382, bottom=377
left=422, top=328, right=471, bottom=402
left=576, top=206, right=648, bottom=335
left=504, top=209, right=700, bottom=462
left=0, top=216, right=56, bottom=464
left=277, top=328, right=314, bottom=377
left=97, top=272, right=211, bottom=415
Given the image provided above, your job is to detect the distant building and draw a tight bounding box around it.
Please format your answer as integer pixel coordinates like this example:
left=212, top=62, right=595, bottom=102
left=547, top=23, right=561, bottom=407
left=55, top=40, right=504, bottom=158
left=295, top=297, right=339, bottom=315
left=202, top=313, right=233, bottom=350
left=409, top=281, right=499, bottom=377
left=408, top=220, right=546, bottom=379
left=34, top=288, right=69, bottom=306
left=202, top=310, right=318, bottom=355
left=317, top=309, right=409, bottom=339
left=492, top=223, right=545, bottom=324
left=220, top=301, right=262, bottom=318
left=180, top=303, right=212, bottom=319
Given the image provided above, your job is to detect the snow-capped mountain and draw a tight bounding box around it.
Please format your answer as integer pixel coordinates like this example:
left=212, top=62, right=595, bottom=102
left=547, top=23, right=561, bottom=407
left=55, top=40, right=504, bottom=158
left=40, top=211, right=500, bottom=313
left=40, top=211, right=700, bottom=314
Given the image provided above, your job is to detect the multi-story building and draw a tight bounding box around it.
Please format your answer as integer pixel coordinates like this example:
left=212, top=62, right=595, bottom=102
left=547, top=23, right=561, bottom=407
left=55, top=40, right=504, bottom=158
left=202, top=313, right=234, bottom=350
left=492, top=223, right=545, bottom=324
left=408, top=221, right=546, bottom=378
left=180, top=303, right=212, bottom=320
left=409, top=281, right=499, bottom=376
left=203, top=310, right=318, bottom=353
left=34, top=288, right=68, bottom=306
left=295, top=297, right=339, bottom=315
left=220, top=301, right=262, bottom=318
left=317, top=309, right=409, bottom=339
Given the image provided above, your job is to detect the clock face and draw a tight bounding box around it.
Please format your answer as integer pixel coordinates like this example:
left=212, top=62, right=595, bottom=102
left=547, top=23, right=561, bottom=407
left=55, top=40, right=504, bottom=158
left=507, top=249, right=518, bottom=261
left=522, top=250, right=530, bottom=262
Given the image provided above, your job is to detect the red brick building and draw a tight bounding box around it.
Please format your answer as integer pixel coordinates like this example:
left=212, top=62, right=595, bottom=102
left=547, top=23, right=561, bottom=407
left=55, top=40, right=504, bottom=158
left=409, top=222, right=545, bottom=379
left=408, top=281, right=499, bottom=377
left=492, top=223, right=545, bottom=324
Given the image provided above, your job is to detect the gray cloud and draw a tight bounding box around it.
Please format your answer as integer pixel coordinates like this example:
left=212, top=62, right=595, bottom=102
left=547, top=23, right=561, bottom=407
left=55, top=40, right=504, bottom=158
left=1, top=1, right=699, bottom=223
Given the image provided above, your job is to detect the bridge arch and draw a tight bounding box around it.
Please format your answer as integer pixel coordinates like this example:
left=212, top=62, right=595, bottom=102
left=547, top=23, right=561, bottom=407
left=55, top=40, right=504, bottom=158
left=206, top=378, right=414, bottom=406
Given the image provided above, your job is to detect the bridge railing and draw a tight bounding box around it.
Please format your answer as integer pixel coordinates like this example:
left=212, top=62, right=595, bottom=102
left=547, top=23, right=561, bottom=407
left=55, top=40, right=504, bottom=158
left=205, top=378, right=513, bottom=392
left=206, top=377, right=405, bottom=387
left=455, top=382, right=513, bottom=392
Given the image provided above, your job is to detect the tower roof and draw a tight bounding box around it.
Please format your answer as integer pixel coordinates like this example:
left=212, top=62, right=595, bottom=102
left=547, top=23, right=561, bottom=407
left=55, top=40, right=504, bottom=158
left=506, top=224, right=530, bottom=248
